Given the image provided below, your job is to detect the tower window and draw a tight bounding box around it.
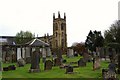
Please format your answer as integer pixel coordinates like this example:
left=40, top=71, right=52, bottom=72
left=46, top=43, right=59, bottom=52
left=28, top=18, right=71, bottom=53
left=56, top=32, right=57, bottom=37
left=61, top=39, right=64, bottom=47
left=55, top=23, right=58, bottom=30
left=56, top=40, right=58, bottom=47
left=61, top=23, right=64, bottom=30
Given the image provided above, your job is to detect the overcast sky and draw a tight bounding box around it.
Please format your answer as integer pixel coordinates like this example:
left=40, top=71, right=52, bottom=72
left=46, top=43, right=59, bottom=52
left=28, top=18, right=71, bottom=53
left=0, top=0, right=119, bottom=46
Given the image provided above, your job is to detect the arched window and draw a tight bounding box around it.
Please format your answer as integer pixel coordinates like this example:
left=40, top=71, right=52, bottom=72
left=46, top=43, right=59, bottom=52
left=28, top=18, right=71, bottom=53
left=55, top=23, right=58, bottom=30
left=61, top=23, right=64, bottom=30
left=56, top=32, right=57, bottom=37
left=61, top=39, right=64, bottom=47
left=56, top=40, right=58, bottom=47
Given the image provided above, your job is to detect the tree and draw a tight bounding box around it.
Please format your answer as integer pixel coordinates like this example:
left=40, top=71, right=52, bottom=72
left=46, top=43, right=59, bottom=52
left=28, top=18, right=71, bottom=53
left=85, top=30, right=104, bottom=52
left=104, top=20, right=120, bottom=44
left=15, top=30, right=34, bottom=44
left=72, top=42, right=85, bottom=56
left=104, top=20, right=120, bottom=74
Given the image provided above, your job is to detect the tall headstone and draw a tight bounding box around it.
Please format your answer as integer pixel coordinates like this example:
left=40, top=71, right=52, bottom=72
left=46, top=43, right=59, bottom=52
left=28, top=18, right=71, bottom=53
left=17, top=48, right=21, bottom=60
left=93, top=56, right=101, bottom=71
left=83, top=53, right=92, bottom=62
left=67, top=49, right=74, bottom=58
left=26, top=47, right=30, bottom=57
left=44, top=60, right=53, bottom=70
left=42, top=48, right=46, bottom=58
left=22, top=48, right=25, bottom=59
left=46, top=48, right=51, bottom=57
left=29, top=50, right=40, bottom=73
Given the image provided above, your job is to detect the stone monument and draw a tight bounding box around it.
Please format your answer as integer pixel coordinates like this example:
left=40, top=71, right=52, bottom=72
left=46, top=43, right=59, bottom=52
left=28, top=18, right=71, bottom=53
left=29, top=49, right=40, bottom=73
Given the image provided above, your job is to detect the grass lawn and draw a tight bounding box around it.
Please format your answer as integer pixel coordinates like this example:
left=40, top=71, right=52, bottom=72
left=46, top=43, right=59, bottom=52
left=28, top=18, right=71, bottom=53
left=2, top=55, right=120, bottom=79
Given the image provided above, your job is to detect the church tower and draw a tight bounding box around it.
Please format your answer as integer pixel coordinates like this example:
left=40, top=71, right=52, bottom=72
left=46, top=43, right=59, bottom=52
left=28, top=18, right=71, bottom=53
left=52, top=11, right=67, bottom=57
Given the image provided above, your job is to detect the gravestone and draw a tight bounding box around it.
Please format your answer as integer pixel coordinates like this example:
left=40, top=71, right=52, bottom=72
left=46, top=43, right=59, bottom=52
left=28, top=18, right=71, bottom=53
left=17, top=58, right=25, bottom=67
left=66, top=66, right=73, bottom=74
left=26, top=47, right=30, bottom=58
left=3, top=67, right=9, bottom=71
left=83, top=53, right=92, bottom=62
left=3, top=65, right=16, bottom=71
left=93, top=57, right=101, bottom=70
left=29, top=50, right=40, bottom=73
left=78, top=58, right=86, bottom=67
left=44, top=60, right=53, bottom=70
left=67, top=49, right=74, bottom=58
left=54, top=58, right=61, bottom=66
left=42, top=48, right=46, bottom=58
left=102, top=61, right=117, bottom=79
left=46, top=48, right=51, bottom=57
left=8, top=65, right=16, bottom=70
left=17, top=48, right=22, bottom=60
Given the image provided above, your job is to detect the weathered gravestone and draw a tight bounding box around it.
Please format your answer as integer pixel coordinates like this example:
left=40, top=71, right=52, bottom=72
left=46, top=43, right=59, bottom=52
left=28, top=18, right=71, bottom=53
left=46, top=48, right=51, bottom=57
left=44, top=60, right=53, bottom=70
left=3, top=67, right=9, bottom=71
left=66, top=66, right=73, bottom=74
left=102, top=61, right=117, bottom=79
left=78, top=58, right=86, bottom=67
left=29, top=50, right=40, bottom=73
left=3, top=65, right=16, bottom=71
left=83, top=53, right=92, bottom=62
left=8, top=65, right=16, bottom=70
left=54, top=58, right=61, bottom=66
left=67, top=49, right=74, bottom=58
left=17, top=58, right=25, bottom=67
left=108, top=61, right=116, bottom=77
left=93, top=56, right=101, bottom=70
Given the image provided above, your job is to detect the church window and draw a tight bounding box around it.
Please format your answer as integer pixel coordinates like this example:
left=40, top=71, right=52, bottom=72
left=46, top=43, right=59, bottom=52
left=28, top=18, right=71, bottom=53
left=61, top=39, right=64, bottom=47
left=61, top=23, right=64, bottom=30
left=56, top=32, right=57, bottom=37
left=56, top=40, right=58, bottom=47
left=55, top=23, right=58, bottom=30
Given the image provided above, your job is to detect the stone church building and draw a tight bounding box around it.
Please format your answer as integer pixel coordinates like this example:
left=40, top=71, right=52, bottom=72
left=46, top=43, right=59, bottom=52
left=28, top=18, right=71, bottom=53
left=1, top=12, right=68, bottom=62
left=39, top=12, right=67, bottom=56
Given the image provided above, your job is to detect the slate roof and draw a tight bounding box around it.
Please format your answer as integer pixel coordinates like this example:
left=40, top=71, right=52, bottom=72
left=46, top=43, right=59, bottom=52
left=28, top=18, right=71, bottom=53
left=25, top=38, right=49, bottom=47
